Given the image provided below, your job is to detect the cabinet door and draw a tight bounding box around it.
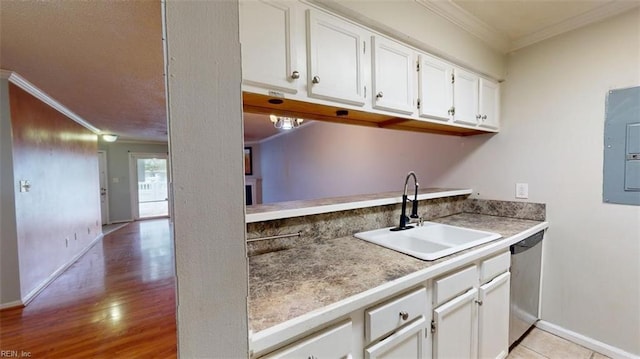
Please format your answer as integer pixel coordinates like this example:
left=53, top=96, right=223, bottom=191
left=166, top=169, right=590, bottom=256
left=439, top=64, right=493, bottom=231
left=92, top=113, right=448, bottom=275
left=365, top=317, right=426, bottom=359
left=478, top=272, right=510, bottom=359
left=261, top=321, right=352, bottom=359
left=478, top=78, right=500, bottom=130
left=452, top=67, right=479, bottom=126
left=307, top=9, right=367, bottom=106
left=239, top=0, right=300, bottom=94
left=371, top=36, right=415, bottom=115
left=433, top=288, right=478, bottom=359
left=418, top=54, right=452, bottom=121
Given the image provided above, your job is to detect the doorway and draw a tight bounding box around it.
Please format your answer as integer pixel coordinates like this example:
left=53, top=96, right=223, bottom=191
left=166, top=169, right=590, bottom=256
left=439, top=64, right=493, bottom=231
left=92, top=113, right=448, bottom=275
left=97, top=150, right=109, bottom=225
left=129, top=153, right=170, bottom=220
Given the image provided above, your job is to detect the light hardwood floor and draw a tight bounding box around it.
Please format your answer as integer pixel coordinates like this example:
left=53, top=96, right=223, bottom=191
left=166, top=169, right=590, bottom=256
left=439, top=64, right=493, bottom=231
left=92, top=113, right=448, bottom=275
left=0, top=219, right=177, bottom=358
left=1, top=218, right=611, bottom=358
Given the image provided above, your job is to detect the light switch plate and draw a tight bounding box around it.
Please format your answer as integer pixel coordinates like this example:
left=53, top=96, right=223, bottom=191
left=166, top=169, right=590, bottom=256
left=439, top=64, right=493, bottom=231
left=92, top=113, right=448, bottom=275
left=516, top=183, right=529, bottom=199
left=19, top=180, right=30, bottom=192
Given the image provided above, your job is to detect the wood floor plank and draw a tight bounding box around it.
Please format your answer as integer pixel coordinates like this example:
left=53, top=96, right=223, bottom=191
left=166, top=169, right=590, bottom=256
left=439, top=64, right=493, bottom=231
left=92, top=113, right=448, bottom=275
left=0, top=219, right=177, bottom=358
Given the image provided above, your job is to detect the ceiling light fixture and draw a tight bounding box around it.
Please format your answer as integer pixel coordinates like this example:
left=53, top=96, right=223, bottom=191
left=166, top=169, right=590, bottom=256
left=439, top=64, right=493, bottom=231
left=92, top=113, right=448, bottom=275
left=102, top=134, right=119, bottom=142
left=270, top=115, right=303, bottom=130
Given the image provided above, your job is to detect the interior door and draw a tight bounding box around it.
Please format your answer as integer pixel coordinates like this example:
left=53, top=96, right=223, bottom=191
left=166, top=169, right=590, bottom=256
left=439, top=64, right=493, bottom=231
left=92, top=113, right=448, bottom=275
left=130, top=153, right=170, bottom=220
left=97, top=150, right=109, bottom=225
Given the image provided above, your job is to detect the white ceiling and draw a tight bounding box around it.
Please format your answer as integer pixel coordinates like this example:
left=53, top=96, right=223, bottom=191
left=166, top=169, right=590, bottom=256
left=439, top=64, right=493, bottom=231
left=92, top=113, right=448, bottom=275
left=1, top=1, right=637, bottom=142
left=421, top=0, right=640, bottom=52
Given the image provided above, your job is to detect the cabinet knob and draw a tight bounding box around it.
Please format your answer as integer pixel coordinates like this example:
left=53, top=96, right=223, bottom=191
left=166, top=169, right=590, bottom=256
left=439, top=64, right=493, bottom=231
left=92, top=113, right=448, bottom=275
left=376, top=91, right=384, bottom=99
left=476, top=114, right=481, bottom=120
left=481, top=115, right=487, bottom=120
left=475, top=299, right=483, bottom=306
left=312, top=75, right=320, bottom=84
left=291, top=70, right=300, bottom=79
left=448, top=107, right=455, bottom=116
left=399, top=311, right=409, bottom=320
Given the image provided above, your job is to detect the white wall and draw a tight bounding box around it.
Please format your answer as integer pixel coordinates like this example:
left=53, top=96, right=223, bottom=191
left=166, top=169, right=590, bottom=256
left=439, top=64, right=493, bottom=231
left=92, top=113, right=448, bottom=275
left=0, top=78, right=21, bottom=306
left=260, top=121, right=461, bottom=203
left=164, top=0, right=248, bottom=357
left=314, top=0, right=505, bottom=79
left=97, top=141, right=169, bottom=222
left=432, top=10, right=640, bottom=355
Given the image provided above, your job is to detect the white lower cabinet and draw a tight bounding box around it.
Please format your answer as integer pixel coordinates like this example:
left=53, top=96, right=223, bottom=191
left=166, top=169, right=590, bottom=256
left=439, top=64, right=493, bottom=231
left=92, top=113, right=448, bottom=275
left=260, top=321, right=353, bottom=359
left=365, top=317, right=427, bottom=359
left=432, top=252, right=511, bottom=359
left=478, top=272, right=511, bottom=359
left=433, top=288, right=478, bottom=359
left=258, top=251, right=511, bottom=359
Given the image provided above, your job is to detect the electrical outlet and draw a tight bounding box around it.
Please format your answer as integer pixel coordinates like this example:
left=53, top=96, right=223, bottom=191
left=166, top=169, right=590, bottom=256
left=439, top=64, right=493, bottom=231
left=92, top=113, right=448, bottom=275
left=516, top=183, right=529, bottom=199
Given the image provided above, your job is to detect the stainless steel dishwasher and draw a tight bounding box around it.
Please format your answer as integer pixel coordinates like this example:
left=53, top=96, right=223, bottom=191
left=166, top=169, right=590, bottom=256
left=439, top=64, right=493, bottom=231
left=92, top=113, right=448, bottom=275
left=509, top=230, right=545, bottom=347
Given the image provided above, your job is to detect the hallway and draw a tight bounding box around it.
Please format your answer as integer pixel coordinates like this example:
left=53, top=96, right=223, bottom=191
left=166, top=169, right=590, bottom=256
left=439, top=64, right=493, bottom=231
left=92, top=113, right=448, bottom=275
left=0, top=219, right=177, bottom=358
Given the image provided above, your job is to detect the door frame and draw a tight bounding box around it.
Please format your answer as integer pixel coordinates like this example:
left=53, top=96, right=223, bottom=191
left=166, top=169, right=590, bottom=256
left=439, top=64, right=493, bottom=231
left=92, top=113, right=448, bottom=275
left=97, top=150, right=110, bottom=225
left=129, top=152, right=171, bottom=220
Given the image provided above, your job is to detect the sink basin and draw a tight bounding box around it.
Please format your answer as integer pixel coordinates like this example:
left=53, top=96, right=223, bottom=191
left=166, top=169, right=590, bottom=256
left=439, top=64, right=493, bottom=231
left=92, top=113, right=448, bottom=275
left=354, top=222, right=502, bottom=260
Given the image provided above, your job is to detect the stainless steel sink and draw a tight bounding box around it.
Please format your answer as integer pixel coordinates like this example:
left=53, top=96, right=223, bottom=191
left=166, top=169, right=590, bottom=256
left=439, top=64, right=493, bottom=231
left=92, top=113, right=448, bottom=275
left=354, top=222, right=502, bottom=260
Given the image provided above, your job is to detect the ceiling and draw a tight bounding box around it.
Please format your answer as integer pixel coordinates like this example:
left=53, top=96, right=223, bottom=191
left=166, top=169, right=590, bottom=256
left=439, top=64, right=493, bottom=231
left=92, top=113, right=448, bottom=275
left=1, top=1, right=637, bottom=142
left=420, top=0, right=639, bottom=52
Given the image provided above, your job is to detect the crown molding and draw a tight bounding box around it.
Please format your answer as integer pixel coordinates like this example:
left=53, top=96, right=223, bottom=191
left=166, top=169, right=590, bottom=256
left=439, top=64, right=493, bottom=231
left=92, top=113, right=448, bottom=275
left=509, top=1, right=640, bottom=51
left=0, top=69, right=101, bottom=134
left=415, top=0, right=511, bottom=53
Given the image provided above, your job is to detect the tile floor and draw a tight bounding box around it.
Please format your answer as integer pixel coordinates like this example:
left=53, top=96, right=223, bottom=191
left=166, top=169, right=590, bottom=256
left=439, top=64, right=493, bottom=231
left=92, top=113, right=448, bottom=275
left=508, top=328, right=610, bottom=359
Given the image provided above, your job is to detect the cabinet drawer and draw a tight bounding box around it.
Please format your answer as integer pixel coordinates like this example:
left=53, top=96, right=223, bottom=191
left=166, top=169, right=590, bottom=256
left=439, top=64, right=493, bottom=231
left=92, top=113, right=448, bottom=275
left=434, top=265, right=477, bottom=306
left=260, top=321, right=352, bottom=359
left=365, top=287, right=428, bottom=343
left=480, top=251, right=510, bottom=283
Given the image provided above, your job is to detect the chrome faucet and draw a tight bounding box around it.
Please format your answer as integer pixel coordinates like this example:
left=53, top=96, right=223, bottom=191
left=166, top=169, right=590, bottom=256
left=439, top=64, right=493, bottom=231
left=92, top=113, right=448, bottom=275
left=391, top=171, right=420, bottom=231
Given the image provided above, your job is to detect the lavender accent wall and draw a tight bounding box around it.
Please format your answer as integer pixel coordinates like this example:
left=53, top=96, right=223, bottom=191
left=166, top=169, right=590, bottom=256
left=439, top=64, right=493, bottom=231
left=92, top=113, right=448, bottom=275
left=259, top=121, right=463, bottom=203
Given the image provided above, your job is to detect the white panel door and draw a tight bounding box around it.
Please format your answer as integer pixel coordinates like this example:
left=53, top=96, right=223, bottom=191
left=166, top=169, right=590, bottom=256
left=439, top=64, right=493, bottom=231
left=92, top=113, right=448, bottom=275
left=97, top=150, right=109, bottom=225
left=478, top=78, right=500, bottom=130
left=478, top=272, right=510, bottom=359
left=371, top=36, right=415, bottom=115
left=433, top=288, right=478, bottom=359
left=418, top=54, right=452, bottom=121
left=452, top=67, right=479, bottom=126
left=307, top=9, right=367, bottom=106
left=365, top=317, right=426, bottom=359
left=240, top=0, right=299, bottom=93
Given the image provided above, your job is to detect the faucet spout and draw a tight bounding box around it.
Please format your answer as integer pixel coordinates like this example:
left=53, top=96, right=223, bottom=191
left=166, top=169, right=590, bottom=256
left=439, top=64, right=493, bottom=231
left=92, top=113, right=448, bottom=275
left=391, top=171, right=420, bottom=231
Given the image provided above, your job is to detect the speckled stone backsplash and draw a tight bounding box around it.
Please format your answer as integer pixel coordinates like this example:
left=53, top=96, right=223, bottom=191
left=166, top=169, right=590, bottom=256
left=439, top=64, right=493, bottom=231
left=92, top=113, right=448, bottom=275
left=463, top=199, right=545, bottom=221
left=246, top=195, right=467, bottom=256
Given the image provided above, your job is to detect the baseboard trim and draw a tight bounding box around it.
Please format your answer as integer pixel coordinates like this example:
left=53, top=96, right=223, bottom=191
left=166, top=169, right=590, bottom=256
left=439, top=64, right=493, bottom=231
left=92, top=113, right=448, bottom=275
left=108, top=219, right=133, bottom=224
left=21, top=233, right=104, bottom=306
left=536, top=320, right=639, bottom=359
left=0, top=300, right=24, bottom=310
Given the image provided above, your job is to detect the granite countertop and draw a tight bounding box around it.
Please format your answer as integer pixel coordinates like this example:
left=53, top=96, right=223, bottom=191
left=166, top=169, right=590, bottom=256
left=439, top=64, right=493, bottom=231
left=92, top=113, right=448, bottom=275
left=246, top=188, right=471, bottom=222
left=248, top=213, right=544, bottom=333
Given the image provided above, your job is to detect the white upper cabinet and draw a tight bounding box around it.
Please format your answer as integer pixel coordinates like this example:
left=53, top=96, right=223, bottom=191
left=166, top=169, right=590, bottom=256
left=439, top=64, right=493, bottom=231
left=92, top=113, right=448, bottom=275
left=452, top=67, right=480, bottom=126
left=478, top=78, right=500, bottom=130
left=306, top=9, right=368, bottom=106
left=418, top=54, right=453, bottom=121
left=239, top=0, right=300, bottom=94
left=371, top=36, right=415, bottom=115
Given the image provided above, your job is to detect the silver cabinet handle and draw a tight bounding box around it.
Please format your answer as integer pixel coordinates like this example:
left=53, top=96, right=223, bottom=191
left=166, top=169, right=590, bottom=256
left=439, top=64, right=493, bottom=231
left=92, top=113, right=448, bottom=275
left=399, top=311, right=409, bottom=320
left=312, top=76, right=320, bottom=84
left=376, top=91, right=384, bottom=99
left=291, top=70, right=300, bottom=79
